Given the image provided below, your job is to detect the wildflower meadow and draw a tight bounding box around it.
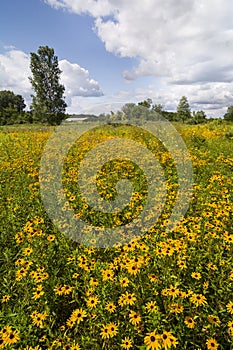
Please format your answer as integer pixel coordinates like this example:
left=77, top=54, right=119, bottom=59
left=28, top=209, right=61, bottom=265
left=0, top=120, right=233, bottom=349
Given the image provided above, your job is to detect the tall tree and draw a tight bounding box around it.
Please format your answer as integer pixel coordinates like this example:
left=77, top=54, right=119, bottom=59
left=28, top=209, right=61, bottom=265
left=177, top=96, right=191, bottom=123
left=29, top=46, right=67, bottom=125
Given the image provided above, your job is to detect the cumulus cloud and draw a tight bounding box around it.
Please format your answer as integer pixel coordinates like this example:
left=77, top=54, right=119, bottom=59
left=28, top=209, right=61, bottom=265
left=59, top=59, right=103, bottom=99
left=0, top=48, right=103, bottom=109
left=45, top=0, right=233, bottom=116
left=0, top=49, right=31, bottom=97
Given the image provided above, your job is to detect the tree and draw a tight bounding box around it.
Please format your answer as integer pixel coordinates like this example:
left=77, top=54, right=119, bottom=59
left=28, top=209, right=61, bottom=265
left=151, top=103, right=163, bottom=113
left=0, top=90, right=26, bottom=112
left=176, top=96, right=191, bottom=123
left=191, top=110, right=207, bottom=124
left=29, top=46, right=67, bottom=125
left=224, top=106, right=233, bottom=121
left=0, top=90, right=27, bottom=125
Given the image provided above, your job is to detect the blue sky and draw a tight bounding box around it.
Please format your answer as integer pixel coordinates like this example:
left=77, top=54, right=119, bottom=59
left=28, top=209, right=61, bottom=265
left=1, top=0, right=233, bottom=116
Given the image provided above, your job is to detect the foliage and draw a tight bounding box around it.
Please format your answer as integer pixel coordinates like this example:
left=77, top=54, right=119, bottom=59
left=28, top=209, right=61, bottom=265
left=29, top=46, right=67, bottom=125
left=0, top=90, right=28, bottom=125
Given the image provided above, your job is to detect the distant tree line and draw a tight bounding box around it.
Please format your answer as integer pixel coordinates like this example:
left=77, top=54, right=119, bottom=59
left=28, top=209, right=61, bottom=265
left=98, top=97, right=209, bottom=125
left=1, top=45, right=233, bottom=126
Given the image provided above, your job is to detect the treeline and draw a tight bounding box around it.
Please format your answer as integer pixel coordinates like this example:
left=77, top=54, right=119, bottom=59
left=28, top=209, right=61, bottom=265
left=1, top=45, right=233, bottom=126
left=98, top=97, right=210, bottom=125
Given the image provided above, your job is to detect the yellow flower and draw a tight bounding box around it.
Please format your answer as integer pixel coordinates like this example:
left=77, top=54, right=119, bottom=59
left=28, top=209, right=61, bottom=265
left=102, top=269, right=114, bottom=281
left=121, top=337, right=133, bottom=349
left=184, top=316, right=195, bottom=328
left=144, top=330, right=161, bottom=350
left=100, top=323, right=118, bottom=339
left=107, top=323, right=118, bottom=337
left=227, top=301, right=233, bottom=314
left=190, top=293, right=207, bottom=307
left=161, top=331, right=178, bottom=348
left=168, top=303, right=184, bottom=314
left=47, top=234, right=55, bottom=242
left=3, top=329, right=20, bottom=345
left=129, top=310, right=141, bottom=325
left=119, top=277, right=129, bottom=287
left=148, top=274, right=158, bottom=283
left=1, top=295, right=10, bottom=303
left=206, top=338, right=219, bottom=350
left=145, top=301, right=158, bottom=313
left=90, top=277, right=99, bottom=286
left=191, top=272, right=201, bottom=280
left=119, top=291, right=136, bottom=306
left=106, top=301, right=116, bottom=313
left=30, top=311, right=48, bottom=328
left=207, top=315, right=220, bottom=326
left=86, top=295, right=99, bottom=308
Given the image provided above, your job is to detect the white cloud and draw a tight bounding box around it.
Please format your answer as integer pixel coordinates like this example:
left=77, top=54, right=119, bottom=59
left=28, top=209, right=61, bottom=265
left=59, top=59, right=103, bottom=99
left=45, top=0, right=233, bottom=116
left=0, top=50, right=31, bottom=97
left=44, top=0, right=114, bottom=17
left=0, top=48, right=103, bottom=109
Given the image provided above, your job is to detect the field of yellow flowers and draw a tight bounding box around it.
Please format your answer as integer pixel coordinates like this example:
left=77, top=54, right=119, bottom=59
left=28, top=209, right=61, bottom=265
left=0, top=121, right=233, bottom=350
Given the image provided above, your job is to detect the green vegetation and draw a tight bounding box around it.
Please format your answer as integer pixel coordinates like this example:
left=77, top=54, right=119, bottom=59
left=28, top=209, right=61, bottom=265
left=0, top=121, right=233, bottom=349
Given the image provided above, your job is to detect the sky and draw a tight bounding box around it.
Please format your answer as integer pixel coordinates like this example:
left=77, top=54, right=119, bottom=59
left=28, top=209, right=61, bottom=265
left=1, top=0, right=233, bottom=117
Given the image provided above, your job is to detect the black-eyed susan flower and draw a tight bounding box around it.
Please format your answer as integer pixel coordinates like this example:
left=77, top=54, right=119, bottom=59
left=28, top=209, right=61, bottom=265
left=107, top=323, right=118, bottom=337
left=1, top=295, right=10, bottom=303
left=106, top=301, right=116, bottom=313
left=47, top=234, right=55, bottom=242
left=228, top=320, right=233, bottom=332
left=145, top=301, right=158, bottom=313
left=120, top=291, right=136, bottom=306
left=190, top=293, right=207, bottom=307
left=168, top=285, right=180, bottom=297
left=227, top=301, right=233, bottom=314
left=86, top=295, right=99, bottom=308
left=121, top=337, right=133, bottom=349
left=148, top=274, right=158, bottom=283
left=100, top=325, right=110, bottom=339
left=191, top=272, right=201, bottom=280
left=30, top=311, right=48, bottom=328
left=90, top=277, right=99, bottom=286
left=119, top=277, right=129, bottom=287
left=144, top=330, right=161, bottom=350
left=129, top=310, right=141, bottom=325
left=161, top=331, right=178, bottom=348
left=207, top=315, right=220, bottom=326
left=168, top=303, right=184, bottom=314
left=184, top=316, right=195, bottom=328
left=70, top=344, right=80, bottom=350
left=206, top=338, right=219, bottom=350
left=32, top=285, right=44, bottom=300
left=102, top=269, right=114, bottom=281
left=3, top=329, right=20, bottom=345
